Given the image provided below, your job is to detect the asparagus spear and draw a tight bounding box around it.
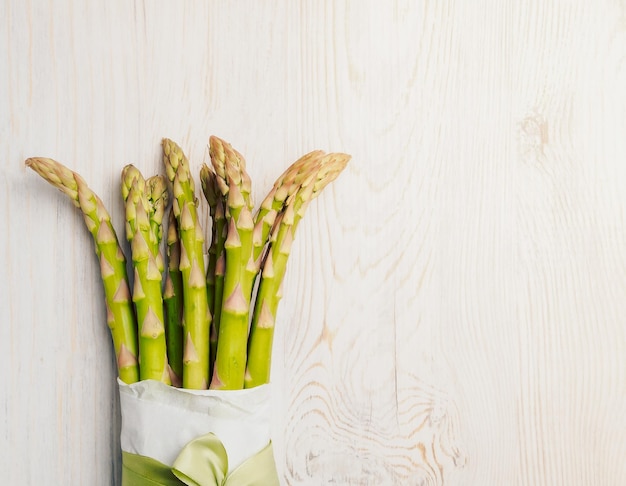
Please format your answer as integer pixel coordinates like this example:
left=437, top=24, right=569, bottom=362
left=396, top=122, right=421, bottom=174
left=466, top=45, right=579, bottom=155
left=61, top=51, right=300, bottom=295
left=147, top=175, right=172, bottom=383
left=200, top=164, right=226, bottom=379
left=208, top=136, right=255, bottom=390
left=245, top=152, right=351, bottom=388
left=162, top=139, right=211, bottom=389
left=163, top=208, right=184, bottom=386
left=25, top=158, right=139, bottom=384
left=121, top=166, right=170, bottom=384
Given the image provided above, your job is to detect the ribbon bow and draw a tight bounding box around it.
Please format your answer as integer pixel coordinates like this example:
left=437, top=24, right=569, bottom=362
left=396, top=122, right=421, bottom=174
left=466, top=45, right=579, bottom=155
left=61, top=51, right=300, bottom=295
left=122, top=433, right=279, bottom=486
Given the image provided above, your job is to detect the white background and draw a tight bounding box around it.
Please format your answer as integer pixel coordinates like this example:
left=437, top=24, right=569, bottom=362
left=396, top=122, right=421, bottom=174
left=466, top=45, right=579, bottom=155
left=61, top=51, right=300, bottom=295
left=2, top=1, right=625, bottom=484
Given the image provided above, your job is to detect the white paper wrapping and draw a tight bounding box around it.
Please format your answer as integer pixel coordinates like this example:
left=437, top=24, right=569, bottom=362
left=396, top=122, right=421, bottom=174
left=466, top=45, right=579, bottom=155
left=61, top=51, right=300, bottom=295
left=118, top=379, right=272, bottom=473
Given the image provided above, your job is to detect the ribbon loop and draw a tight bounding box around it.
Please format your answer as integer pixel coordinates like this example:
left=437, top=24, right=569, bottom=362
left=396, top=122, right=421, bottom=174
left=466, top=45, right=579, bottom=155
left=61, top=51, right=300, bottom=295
left=122, top=434, right=279, bottom=486
left=172, top=433, right=228, bottom=486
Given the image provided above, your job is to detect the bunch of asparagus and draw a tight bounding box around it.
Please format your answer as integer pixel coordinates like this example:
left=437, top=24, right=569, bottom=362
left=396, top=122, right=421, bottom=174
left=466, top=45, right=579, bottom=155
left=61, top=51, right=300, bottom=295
left=26, top=137, right=350, bottom=391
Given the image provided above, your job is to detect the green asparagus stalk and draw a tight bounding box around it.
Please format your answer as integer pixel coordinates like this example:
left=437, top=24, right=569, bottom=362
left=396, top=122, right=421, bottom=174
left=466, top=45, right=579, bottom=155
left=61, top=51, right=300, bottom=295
left=26, top=158, right=139, bottom=384
left=163, top=208, right=184, bottom=386
left=208, top=136, right=255, bottom=390
left=162, top=139, right=211, bottom=389
left=200, top=164, right=226, bottom=379
left=244, top=152, right=351, bottom=388
left=121, top=166, right=170, bottom=384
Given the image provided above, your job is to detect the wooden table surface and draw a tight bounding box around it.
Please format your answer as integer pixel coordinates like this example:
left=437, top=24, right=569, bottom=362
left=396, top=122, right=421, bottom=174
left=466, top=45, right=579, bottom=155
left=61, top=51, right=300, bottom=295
left=2, top=1, right=625, bottom=484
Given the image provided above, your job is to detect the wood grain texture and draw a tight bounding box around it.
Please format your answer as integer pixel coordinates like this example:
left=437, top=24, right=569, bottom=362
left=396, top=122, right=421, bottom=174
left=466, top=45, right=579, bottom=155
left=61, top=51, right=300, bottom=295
left=1, top=1, right=625, bottom=484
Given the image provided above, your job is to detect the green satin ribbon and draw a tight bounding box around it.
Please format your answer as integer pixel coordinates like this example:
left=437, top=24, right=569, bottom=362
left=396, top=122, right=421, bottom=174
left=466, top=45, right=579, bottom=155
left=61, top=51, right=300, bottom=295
left=122, top=434, right=279, bottom=486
